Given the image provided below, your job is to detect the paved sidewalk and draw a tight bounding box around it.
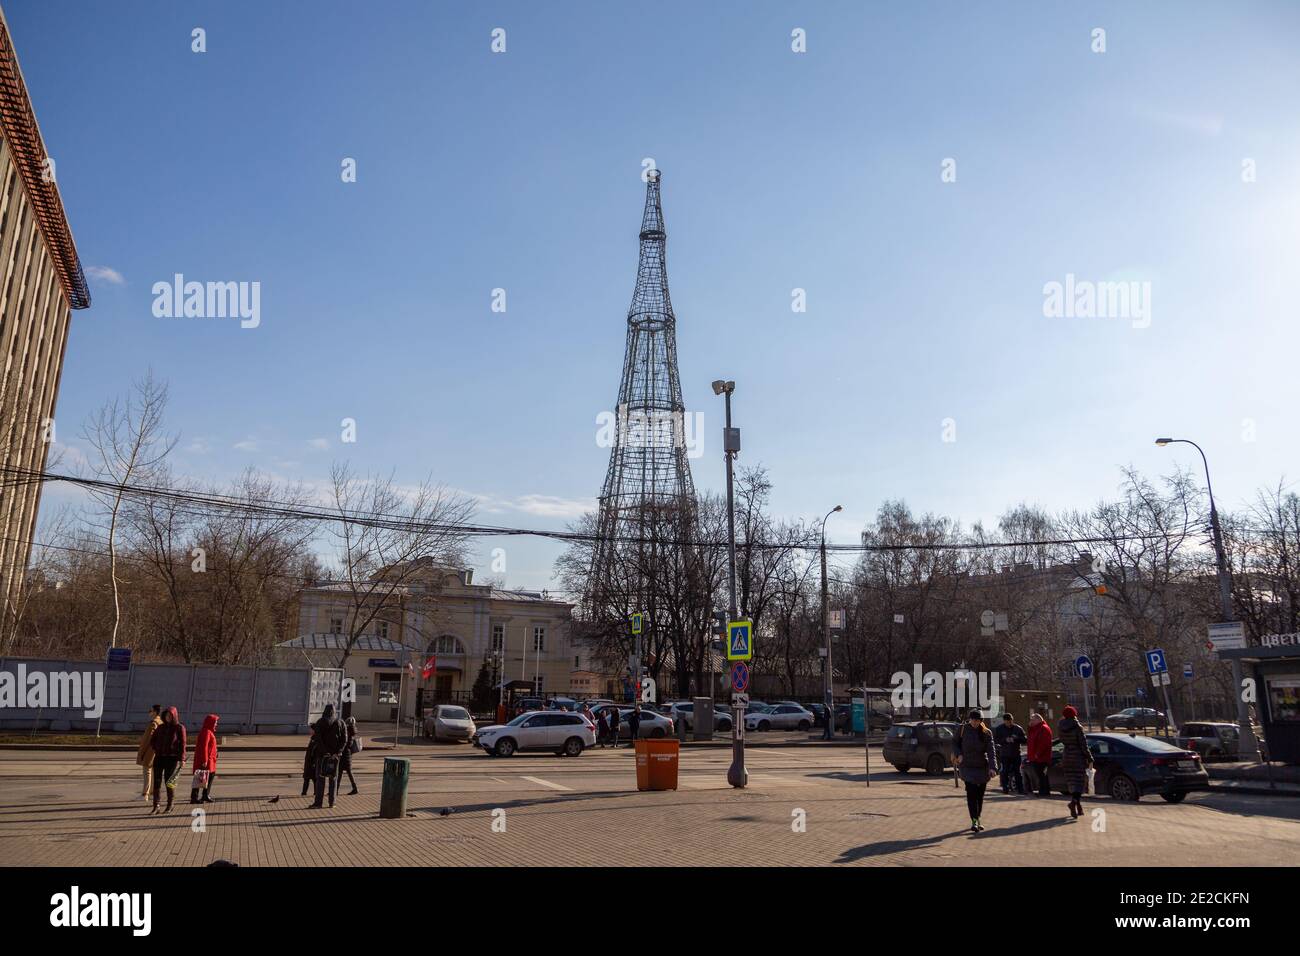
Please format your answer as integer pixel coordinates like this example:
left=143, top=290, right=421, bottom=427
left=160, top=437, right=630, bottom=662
left=2, top=746, right=1297, bottom=867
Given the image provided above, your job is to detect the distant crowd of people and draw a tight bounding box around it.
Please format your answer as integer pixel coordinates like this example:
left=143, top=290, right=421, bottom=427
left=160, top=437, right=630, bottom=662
left=135, top=702, right=363, bottom=813
left=953, top=706, right=1093, bottom=832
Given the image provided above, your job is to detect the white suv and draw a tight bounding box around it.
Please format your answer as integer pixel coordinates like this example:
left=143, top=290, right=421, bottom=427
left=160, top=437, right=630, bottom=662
left=474, top=711, right=595, bottom=757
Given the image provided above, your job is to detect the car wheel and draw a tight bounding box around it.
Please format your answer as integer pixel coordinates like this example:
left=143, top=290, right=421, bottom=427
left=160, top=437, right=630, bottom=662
left=797, top=720, right=811, bottom=731
left=1108, top=774, right=1140, bottom=801
left=893, top=764, right=910, bottom=774
left=758, top=721, right=771, bottom=732
left=651, top=727, right=665, bottom=738
left=563, top=737, right=584, bottom=757
left=925, top=754, right=946, bottom=776
left=494, top=738, right=516, bottom=758
left=1160, top=792, right=1186, bottom=803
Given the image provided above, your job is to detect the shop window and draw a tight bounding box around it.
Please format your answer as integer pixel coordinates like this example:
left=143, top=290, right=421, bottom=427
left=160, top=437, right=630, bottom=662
left=377, top=674, right=400, bottom=705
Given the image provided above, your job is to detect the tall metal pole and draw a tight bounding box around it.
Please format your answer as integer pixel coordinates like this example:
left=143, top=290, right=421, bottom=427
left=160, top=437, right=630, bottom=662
left=818, top=506, right=840, bottom=740
left=1162, top=439, right=1258, bottom=759
left=722, top=385, right=747, bottom=789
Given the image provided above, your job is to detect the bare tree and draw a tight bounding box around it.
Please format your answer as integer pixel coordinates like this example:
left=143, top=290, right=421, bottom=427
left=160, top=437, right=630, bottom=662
left=81, top=371, right=177, bottom=649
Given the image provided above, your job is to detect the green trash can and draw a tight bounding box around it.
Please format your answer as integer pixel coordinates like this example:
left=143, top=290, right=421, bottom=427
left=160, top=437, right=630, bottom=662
left=380, top=757, right=410, bottom=818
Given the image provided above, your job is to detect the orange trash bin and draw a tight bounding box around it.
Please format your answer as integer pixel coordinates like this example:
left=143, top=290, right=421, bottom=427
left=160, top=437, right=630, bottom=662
left=635, top=738, right=679, bottom=791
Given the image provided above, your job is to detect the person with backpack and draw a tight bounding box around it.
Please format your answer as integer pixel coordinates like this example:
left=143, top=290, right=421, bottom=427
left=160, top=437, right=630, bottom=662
left=135, top=704, right=162, bottom=800
left=993, top=713, right=1027, bottom=794
left=340, top=715, right=360, bottom=795
left=1058, top=705, right=1093, bottom=820
left=1025, top=712, right=1054, bottom=796
left=189, top=713, right=220, bottom=804
left=953, top=709, right=999, bottom=833
left=310, top=704, right=348, bottom=809
left=149, top=706, right=187, bottom=815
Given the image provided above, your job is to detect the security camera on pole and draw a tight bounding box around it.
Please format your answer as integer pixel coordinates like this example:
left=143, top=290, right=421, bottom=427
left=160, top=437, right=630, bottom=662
left=712, top=378, right=747, bottom=789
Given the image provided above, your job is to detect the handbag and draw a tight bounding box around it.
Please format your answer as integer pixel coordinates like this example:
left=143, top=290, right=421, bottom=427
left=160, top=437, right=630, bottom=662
left=191, top=769, right=209, bottom=789
left=319, top=754, right=340, bottom=778
left=349, top=736, right=362, bottom=754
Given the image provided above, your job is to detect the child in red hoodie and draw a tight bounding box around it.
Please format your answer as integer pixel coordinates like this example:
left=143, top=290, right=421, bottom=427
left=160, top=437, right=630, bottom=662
left=190, top=714, right=220, bottom=804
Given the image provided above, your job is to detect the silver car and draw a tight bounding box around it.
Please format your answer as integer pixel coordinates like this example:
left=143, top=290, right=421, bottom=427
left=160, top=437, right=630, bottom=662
left=616, top=707, right=674, bottom=739
left=745, top=703, right=814, bottom=732
left=424, top=704, right=476, bottom=742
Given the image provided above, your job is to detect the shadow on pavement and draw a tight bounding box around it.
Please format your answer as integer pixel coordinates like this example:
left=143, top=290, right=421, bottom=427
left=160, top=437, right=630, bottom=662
left=836, top=829, right=970, bottom=863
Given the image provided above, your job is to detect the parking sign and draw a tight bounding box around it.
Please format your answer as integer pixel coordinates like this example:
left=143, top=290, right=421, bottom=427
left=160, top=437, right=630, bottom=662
left=1144, top=648, right=1167, bottom=675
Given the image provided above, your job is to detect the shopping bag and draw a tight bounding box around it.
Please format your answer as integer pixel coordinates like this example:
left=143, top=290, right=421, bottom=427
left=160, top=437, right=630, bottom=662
left=191, top=769, right=209, bottom=789
left=1085, top=766, right=1096, bottom=794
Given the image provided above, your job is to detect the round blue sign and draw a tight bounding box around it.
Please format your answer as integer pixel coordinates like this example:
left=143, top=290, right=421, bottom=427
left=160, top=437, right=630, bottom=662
left=1075, top=655, right=1094, bottom=679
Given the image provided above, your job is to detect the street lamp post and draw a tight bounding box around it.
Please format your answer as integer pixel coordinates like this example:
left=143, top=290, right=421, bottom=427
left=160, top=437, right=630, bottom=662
left=714, top=379, right=746, bottom=788
left=820, top=505, right=842, bottom=740
left=1155, top=437, right=1259, bottom=760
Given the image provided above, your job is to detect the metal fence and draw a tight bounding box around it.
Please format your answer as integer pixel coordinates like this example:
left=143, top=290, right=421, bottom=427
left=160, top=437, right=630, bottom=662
left=0, top=656, right=342, bottom=734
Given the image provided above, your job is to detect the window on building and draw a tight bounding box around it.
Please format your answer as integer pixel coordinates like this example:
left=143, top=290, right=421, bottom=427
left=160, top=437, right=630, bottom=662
left=377, top=674, right=401, bottom=704
left=533, top=626, right=546, bottom=652
left=533, top=676, right=544, bottom=694
left=375, top=621, right=389, bottom=640
left=329, top=616, right=344, bottom=635
left=575, top=656, right=581, bottom=669
left=492, top=624, right=505, bottom=653
left=435, top=635, right=464, bottom=654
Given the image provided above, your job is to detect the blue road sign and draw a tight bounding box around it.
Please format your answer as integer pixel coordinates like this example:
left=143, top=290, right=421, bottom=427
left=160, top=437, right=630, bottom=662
left=1145, top=649, right=1167, bottom=675
left=1075, top=655, right=1094, bottom=680
left=726, top=619, right=753, bottom=661
left=1136, top=687, right=1147, bottom=699
left=1183, top=663, right=1193, bottom=679
left=106, top=647, right=132, bottom=671
left=730, top=661, right=749, bottom=693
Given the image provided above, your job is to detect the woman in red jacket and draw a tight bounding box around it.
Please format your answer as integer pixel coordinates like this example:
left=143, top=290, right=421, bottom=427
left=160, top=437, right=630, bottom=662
left=1025, top=711, right=1053, bottom=797
left=190, top=714, right=220, bottom=805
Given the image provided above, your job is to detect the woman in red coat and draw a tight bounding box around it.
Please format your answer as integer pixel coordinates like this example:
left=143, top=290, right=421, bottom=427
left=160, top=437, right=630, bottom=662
left=190, top=714, right=220, bottom=804
left=1025, top=711, right=1053, bottom=797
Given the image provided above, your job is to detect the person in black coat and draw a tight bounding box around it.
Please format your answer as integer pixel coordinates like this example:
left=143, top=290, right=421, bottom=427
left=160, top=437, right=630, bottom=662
left=628, top=704, right=642, bottom=742
left=608, top=706, right=621, bottom=748
left=993, top=713, right=1028, bottom=794
left=340, top=716, right=360, bottom=795
left=310, top=704, right=348, bottom=808
left=953, top=709, right=999, bottom=832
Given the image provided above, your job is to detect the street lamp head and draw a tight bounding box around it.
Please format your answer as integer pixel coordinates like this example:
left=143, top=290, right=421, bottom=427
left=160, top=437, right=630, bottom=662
left=832, top=504, right=843, bottom=513
left=1155, top=438, right=1173, bottom=446
left=711, top=380, right=726, bottom=395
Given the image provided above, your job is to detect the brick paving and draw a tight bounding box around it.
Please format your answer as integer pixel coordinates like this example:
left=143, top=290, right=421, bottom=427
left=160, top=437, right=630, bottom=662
left=2, top=746, right=1297, bottom=866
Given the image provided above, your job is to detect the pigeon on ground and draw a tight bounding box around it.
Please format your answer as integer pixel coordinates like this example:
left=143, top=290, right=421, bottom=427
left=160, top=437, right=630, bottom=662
left=268, top=795, right=280, bottom=804
left=438, top=807, right=452, bottom=816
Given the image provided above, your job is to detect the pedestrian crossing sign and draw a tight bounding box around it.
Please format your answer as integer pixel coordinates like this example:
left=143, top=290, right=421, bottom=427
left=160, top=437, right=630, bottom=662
left=631, top=613, right=642, bottom=635
left=726, top=619, right=753, bottom=661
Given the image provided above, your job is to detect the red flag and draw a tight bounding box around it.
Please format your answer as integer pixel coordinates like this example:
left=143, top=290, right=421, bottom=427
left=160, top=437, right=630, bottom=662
left=422, top=655, right=437, bottom=680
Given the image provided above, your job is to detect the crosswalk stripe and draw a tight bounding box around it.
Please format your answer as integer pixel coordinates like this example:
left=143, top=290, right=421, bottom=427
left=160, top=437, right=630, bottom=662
left=520, top=775, right=573, bottom=791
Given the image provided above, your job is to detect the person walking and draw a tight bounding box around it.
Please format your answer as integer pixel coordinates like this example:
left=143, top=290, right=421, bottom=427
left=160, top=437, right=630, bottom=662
left=189, top=713, right=220, bottom=804
left=1058, top=705, right=1093, bottom=820
left=136, top=704, right=162, bottom=800
left=608, top=706, right=621, bottom=748
left=993, top=713, right=1027, bottom=794
left=595, top=709, right=610, bottom=748
left=149, top=706, right=187, bottom=815
left=628, top=703, right=642, bottom=743
left=340, top=716, right=360, bottom=795
left=310, top=704, right=348, bottom=809
left=953, top=709, right=998, bottom=833
left=1025, top=712, right=1053, bottom=797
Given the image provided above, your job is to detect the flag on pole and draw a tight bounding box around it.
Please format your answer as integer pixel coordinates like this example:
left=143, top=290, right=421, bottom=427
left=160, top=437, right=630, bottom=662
left=422, top=655, right=437, bottom=680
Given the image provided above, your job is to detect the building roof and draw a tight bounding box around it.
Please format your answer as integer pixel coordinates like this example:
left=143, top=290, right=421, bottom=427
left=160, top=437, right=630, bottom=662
left=276, top=634, right=418, bottom=653
left=0, top=10, right=90, bottom=309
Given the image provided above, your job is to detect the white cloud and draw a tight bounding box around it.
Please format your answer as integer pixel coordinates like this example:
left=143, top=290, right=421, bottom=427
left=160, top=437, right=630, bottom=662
left=469, top=490, right=593, bottom=520
left=86, top=265, right=126, bottom=285
left=233, top=439, right=260, bottom=452
left=307, top=437, right=329, bottom=450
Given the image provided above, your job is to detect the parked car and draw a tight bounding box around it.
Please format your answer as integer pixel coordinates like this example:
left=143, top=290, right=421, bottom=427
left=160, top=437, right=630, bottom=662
left=548, top=697, right=579, bottom=712
left=513, top=697, right=545, bottom=714
left=423, top=704, right=476, bottom=742
left=883, top=721, right=958, bottom=774
left=1175, top=722, right=1247, bottom=760
left=745, top=703, right=814, bottom=732
left=806, top=703, right=829, bottom=728
left=473, top=710, right=595, bottom=757
left=667, top=701, right=733, bottom=732
left=589, top=704, right=674, bottom=739
left=1047, top=732, right=1208, bottom=802
left=1104, top=707, right=1168, bottom=731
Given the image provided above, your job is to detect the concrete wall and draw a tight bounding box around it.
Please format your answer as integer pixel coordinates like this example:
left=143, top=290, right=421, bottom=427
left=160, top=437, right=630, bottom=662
left=0, top=657, right=342, bottom=733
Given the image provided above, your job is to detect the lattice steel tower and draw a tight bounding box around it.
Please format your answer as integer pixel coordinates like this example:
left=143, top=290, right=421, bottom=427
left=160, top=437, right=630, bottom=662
left=588, top=170, right=696, bottom=616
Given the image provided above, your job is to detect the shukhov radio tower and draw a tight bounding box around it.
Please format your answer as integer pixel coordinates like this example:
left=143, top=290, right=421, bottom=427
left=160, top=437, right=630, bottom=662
left=587, top=170, right=696, bottom=629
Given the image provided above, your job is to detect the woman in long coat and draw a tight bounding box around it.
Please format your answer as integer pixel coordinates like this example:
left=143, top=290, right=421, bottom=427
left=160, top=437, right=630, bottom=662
left=1057, top=705, right=1094, bottom=819
left=953, top=709, right=999, bottom=833
left=339, top=716, right=359, bottom=795
left=301, top=731, right=319, bottom=796
left=135, top=705, right=161, bottom=800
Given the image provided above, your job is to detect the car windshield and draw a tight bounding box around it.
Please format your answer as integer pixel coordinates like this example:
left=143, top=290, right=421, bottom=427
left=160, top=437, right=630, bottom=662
left=1118, top=735, right=1188, bottom=754
left=439, top=707, right=470, bottom=720
left=506, top=713, right=534, bottom=727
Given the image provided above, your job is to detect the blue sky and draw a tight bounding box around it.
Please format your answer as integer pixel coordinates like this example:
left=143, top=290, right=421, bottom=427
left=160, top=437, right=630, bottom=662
left=10, top=0, right=1300, bottom=590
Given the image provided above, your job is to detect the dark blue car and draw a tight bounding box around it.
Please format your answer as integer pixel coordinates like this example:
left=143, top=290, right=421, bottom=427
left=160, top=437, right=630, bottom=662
left=1047, top=731, right=1209, bottom=802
